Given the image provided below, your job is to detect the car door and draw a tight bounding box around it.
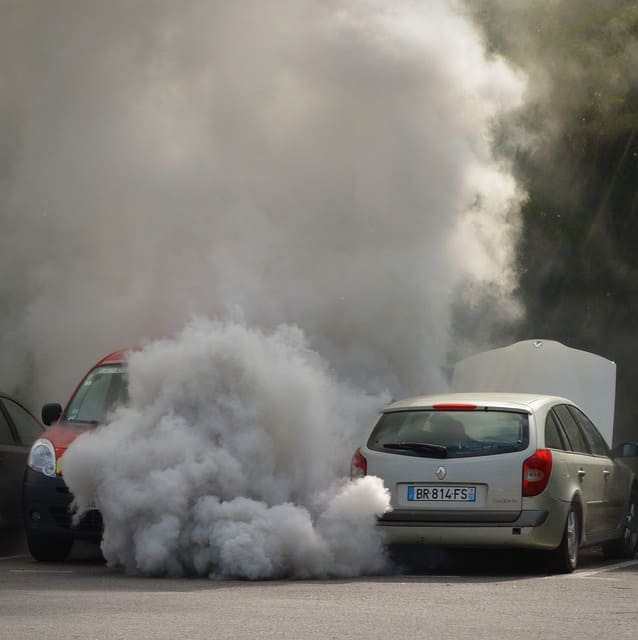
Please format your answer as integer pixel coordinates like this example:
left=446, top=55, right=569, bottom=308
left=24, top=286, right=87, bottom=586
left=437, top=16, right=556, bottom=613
left=3, top=397, right=44, bottom=448
left=567, top=405, right=628, bottom=534
left=0, top=397, right=42, bottom=528
left=552, top=404, right=607, bottom=541
left=0, top=401, right=27, bottom=528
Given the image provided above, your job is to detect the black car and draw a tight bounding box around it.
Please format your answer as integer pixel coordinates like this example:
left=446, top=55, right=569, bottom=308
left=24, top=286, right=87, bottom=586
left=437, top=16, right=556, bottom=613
left=0, top=393, right=44, bottom=530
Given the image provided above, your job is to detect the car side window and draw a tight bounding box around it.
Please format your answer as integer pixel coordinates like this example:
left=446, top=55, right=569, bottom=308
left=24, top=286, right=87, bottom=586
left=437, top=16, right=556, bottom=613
left=0, top=407, right=16, bottom=445
left=3, top=398, right=43, bottom=446
left=553, top=404, right=590, bottom=454
left=545, top=411, right=567, bottom=450
left=567, top=405, right=609, bottom=457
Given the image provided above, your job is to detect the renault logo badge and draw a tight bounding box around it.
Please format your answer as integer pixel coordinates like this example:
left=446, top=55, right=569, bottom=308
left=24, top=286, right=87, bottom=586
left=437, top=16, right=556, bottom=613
left=436, top=466, right=447, bottom=480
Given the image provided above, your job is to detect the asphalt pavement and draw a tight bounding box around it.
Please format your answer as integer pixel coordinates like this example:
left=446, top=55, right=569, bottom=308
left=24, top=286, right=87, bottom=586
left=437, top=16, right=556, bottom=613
left=2, top=530, right=637, bottom=640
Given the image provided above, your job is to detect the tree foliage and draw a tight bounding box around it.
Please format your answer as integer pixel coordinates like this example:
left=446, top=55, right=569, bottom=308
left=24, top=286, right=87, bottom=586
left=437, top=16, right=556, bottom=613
left=466, top=0, right=638, bottom=441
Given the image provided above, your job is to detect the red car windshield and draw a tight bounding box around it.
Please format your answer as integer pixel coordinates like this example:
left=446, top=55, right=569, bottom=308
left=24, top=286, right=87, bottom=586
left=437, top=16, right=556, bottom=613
left=65, top=365, right=128, bottom=426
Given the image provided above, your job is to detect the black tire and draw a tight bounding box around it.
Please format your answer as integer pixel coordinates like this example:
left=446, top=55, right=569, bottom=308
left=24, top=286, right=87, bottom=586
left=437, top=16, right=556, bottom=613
left=602, top=493, right=638, bottom=560
left=26, top=534, right=73, bottom=562
left=548, top=504, right=579, bottom=574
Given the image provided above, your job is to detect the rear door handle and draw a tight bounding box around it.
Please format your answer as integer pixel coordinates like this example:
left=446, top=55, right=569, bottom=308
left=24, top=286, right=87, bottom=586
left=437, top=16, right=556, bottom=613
left=603, top=468, right=611, bottom=480
left=578, top=468, right=586, bottom=480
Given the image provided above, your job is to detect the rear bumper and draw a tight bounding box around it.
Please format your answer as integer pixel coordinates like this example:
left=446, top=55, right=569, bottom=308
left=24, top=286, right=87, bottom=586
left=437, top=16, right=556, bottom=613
left=378, top=504, right=568, bottom=550
left=23, top=468, right=103, bottom=541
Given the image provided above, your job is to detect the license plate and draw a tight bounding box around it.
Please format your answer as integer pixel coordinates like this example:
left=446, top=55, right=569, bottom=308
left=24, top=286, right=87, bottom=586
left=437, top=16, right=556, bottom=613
left=407, top=485, right=476, bottom=502
left=86, top=500, right=98, bottom=510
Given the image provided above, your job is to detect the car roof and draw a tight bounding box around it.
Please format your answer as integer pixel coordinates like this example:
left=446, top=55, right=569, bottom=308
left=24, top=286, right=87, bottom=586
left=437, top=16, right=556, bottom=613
left=0, top=391, right=30, bottom=405
left=384, top=392, right=572, bottom=414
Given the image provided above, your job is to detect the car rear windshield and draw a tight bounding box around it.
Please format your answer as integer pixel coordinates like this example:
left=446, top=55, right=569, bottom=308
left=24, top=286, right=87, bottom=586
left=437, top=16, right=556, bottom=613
left=65, top=365, right=128, bottom=427
left=367, top=409, right=529, bottom=459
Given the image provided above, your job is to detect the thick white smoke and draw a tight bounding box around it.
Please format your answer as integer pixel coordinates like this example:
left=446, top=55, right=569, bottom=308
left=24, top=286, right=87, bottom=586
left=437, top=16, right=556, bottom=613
left=3, top=1, right=526, bottom=577
left=1, top=0, right=524, bottom=403
left=63, top=319, right=391, bottom=578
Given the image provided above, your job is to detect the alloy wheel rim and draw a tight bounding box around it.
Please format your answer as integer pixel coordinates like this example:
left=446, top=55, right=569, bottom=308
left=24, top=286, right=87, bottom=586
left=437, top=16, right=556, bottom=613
left=623, top=502, right=638, bottom=549
left=567, top=510, right=578, bottom=567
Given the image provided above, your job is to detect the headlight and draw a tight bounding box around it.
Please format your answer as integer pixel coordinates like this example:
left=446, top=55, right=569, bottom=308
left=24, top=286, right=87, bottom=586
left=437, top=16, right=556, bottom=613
left=28, top=439, right=57, bottom=477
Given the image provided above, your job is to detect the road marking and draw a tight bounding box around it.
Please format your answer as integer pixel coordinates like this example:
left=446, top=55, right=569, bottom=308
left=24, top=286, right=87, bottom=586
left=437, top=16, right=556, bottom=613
left=9, top=569, right=74, bottom=574
left=0, top=555, right=29, bottom=561
left=574, top=559, right=638, bottom=578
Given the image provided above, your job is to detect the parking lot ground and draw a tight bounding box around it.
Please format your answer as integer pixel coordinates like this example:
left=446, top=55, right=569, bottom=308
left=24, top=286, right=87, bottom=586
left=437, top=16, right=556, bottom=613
left=1, top=537, right=637, bottom=640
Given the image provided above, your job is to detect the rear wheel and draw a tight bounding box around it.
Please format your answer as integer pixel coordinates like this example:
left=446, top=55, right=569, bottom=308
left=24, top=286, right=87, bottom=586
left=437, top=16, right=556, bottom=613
left=602, top=493, right=638, bottom=559
left=26, top=534, right=73, bottom=562
left=548, top=504, right=579, bottom=573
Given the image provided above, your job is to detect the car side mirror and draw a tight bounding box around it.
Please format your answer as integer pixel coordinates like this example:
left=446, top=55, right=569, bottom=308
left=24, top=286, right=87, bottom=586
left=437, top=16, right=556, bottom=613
left=42, top=403, right=62, bottom=426
left=613, top=442, right=638, bottom=458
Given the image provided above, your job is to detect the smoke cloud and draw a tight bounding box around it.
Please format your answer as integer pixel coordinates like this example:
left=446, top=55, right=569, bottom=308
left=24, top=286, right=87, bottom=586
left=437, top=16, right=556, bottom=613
left=63, top=319, right=391, bottom=578
left=1, top=0, right=524, bottom=403
left=3, top=1, right=526, bottom=577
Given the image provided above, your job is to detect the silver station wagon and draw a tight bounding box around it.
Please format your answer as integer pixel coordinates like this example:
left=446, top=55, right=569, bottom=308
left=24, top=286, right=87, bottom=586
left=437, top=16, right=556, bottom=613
left=352, top=342, right=638, bottom=573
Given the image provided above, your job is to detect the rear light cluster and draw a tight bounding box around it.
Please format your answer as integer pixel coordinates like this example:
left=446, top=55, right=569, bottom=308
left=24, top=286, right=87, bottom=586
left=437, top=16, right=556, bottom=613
left=350, top=448, right=367, bottom=479
left=522, top=449, right=553, bottom=497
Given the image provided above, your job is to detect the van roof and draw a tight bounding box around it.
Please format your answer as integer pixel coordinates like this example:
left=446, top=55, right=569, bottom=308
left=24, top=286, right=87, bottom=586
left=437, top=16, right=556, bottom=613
left=95, top=349, right=129, bottom=366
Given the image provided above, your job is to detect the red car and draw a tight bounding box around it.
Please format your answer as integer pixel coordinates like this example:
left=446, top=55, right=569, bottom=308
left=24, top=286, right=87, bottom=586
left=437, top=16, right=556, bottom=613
left=23, top=350, right=128, bottom=561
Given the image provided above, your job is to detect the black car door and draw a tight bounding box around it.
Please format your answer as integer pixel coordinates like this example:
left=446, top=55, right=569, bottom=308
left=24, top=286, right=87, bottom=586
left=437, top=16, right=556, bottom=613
left=2, top=397, right=44, bottom=449
left=0, top=397, right=42, bottom=528
left=0, top=402, right=27, bottom=528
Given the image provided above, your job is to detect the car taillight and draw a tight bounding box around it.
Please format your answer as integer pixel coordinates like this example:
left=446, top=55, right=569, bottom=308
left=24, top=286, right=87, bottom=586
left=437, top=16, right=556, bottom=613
left=350, top=448, right=367, bottom=479
left=522, top=449, right=552, bottom=497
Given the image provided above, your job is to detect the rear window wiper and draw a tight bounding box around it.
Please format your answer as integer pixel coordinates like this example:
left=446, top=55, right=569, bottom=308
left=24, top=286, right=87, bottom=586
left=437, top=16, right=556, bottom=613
left=67, top=418, right=100, bottom=426
left=382, top=442, right=448, bottom=458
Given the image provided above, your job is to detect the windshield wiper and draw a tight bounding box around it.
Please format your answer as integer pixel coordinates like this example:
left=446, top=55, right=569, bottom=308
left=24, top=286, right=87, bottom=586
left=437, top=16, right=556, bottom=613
left=382, top=442, right=448, bottom=458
